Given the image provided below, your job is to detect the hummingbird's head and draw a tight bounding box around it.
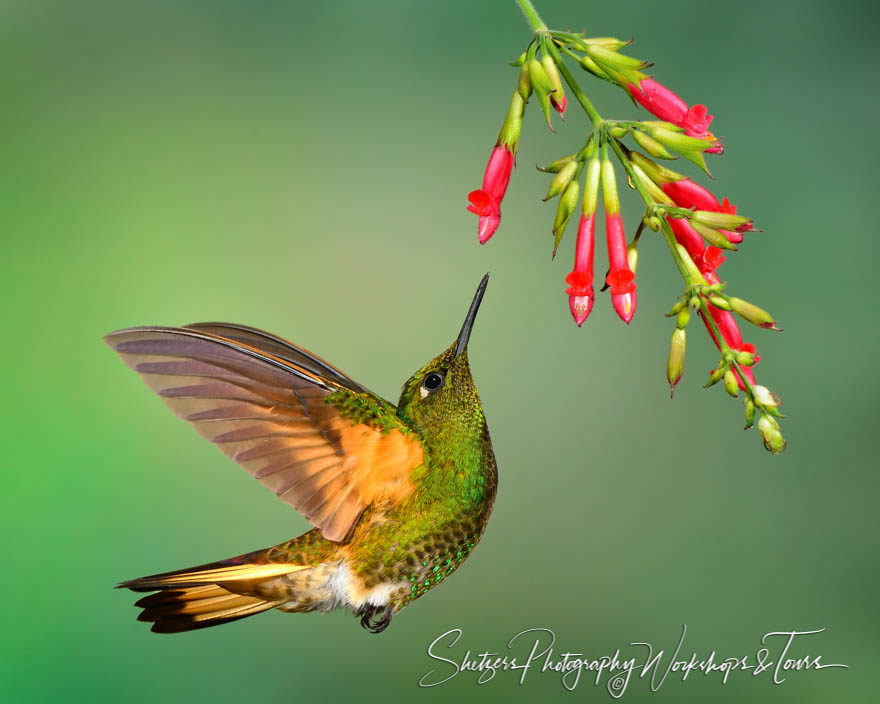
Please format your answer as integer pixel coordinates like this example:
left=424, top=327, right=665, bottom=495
left=397, top=274, right=489, bottom=440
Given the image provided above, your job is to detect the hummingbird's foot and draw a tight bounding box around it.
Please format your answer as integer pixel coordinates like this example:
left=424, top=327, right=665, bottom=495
left=358, top=604, right=393, bottom=634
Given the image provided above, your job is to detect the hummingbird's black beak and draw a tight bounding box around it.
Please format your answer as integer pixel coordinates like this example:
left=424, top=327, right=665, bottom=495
left=455, top=273, right=489, bottom=358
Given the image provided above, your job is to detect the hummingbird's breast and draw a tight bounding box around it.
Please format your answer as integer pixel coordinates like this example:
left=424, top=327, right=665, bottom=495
left=343, top=438, right=498, bottom=612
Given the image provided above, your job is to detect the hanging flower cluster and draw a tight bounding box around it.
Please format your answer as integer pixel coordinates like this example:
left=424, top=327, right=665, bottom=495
left=466, top=0, right=786, bottom=453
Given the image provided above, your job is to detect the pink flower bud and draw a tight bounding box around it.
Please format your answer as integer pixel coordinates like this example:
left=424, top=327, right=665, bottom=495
left=565, top=213, right=596, bottom=326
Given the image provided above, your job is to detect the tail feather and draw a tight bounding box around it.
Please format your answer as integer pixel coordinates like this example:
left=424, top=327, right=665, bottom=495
left=118, top=558, right=307, bottom=633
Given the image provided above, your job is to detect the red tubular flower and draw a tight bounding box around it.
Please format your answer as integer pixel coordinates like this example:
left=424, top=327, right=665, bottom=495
left=661, top=178, right=720, bottom=212
left=605, top=212, right=637, bottom=323
left=667, top=217, right=706, bottom=264
left=627, top=78, right=688, bottom=124
left=628, top=79, right=722, bottom=154
left=701, top=269, right=758, bottom=389
left=565, top=213, right=595, bottom=326
left=467, top=145, right=514, bottom=244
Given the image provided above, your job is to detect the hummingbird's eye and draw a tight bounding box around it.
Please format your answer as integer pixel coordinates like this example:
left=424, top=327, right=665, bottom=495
left=420, top=371, right=445, bottom=397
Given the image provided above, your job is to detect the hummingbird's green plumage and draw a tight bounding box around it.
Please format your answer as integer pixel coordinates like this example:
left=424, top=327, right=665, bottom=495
left=108, top=275, right=496, bottom=634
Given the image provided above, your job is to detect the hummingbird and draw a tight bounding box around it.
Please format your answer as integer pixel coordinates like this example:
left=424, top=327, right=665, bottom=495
left=106, top=274, right=496, bottom=634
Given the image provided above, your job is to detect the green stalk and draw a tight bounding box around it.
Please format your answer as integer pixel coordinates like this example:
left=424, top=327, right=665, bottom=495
left=515, top=0, right=547, bottom=33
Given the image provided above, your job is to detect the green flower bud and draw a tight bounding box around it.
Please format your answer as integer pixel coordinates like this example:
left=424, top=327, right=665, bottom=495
left=646, top=215, right=661, bottom=231
left=757, top=414, right=786, bottom=454
left=666, top=328, right=686, bottom=395
left=728, top=297, right=778, bottom=329
left=587, top=44, right=646, bottom=71
left=584, top=37, right=631, bottom=51
left=691, top=210, right=752, bottom=230
left=675, top=245, right=708, bottom=286
left=630, top=164, right=673, bottom=204
left=752, top=384, right=781, bottom=408
left=676, top=307, right=690, bottom=329
left=552, top=180, right=580, bottom=258
left=538, top=154, right=576, bottom=174
left=609, top=125, right=629, bottom=138
left=688, top=294, right=701, bottom=309
left=666, top=299, right=685, bottom=317
left=629, top=151, right=684, bottom=185
left=736, top=350, right=756, bottom=366
left=704, top=366, right=724, bottom=388
left=544, top=160, right=578, bottom=200
left=723, top=369, right=739, bottom=397
left=510, top=52, right=527, bottom=67
left=517, top=62, right=532, bottom=101
left=744, top=398, right=756, bottom=429
left=708, top=296, right=731, bottom=310
left=578, top=55, right=608, bottom=79
left=691, top=220, right=737, bottom=250
left=632, top=130, right=676, bottom=160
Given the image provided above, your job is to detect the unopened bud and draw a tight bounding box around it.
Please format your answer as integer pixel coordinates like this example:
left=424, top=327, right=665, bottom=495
left=688, top=294, right=701, bottom=310
left=538, top=154, right=576, bottom=174
left=632, top=130, right=675, bottom=159
left=736, top=350, right=756, bottom=366
left=757, top=414, right=786, bottom=454
left=630, top=163, right=673, bottom=204
left=583, top=37, right=630, bottom=51
left=609, top=124, right=629, bottom=138
left=666, top=299, right=685, bottom=317
left=728, top=297, right=778, bottom=329
left=646, top=215, right=661, bottom=231
left=541, top=54, right=566, bottom=114
left=675, top=244, right=708, bottom=286
left=708, top=296, right=731, bottom=310
left=578, top=55, right=608, bottom=79
left=691, top=220, right=737, bottom=250
left=626, top=244, right=638, bottom=274
left=510, top=52, right=527, bottom=67
left=676, top=307, right=690, bottom=329
left=692, top=210, right=752, bottom=230
left=667, top=328, right=686, bottom=395
left=752, top=384, right=781, bottom=408
left=744, top=398, right=756, bottom=429
left=629, top=152, right=683, bottom=185
left=587, top=44, right=646, bottom=71
left=723, top=369, right=739, bottom=397
left=517, top=62, right=532, bottom=101
left=544, top=160, right=578, bottom=200
left=552, top=180, right=580, bottom=258
left=528, top=59, right=555, bottom=130
left=705, top=366, right=724, bottom=387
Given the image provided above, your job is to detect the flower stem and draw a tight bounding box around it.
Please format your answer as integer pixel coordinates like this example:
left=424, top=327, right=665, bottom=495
left=515, top=0, right=547, bottom=33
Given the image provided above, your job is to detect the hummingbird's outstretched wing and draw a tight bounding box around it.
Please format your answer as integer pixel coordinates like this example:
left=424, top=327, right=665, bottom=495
left=105, top=326, right=424, bottom=543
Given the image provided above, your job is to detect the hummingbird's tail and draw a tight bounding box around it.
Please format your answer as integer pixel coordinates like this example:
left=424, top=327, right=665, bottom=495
left=117, top=559, right=309, bottom=633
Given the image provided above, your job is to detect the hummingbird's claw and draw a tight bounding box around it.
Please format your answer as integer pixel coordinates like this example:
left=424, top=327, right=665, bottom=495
left=359, top=604, right=393, bottom=634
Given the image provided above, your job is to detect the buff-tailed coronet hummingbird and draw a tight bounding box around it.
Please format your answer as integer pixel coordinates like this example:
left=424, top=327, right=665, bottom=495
left=106, top=274, right=496, bottom=633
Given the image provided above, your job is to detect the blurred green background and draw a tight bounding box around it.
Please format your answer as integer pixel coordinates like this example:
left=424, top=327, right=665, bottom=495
left=2, top=0, right=877, bottom=701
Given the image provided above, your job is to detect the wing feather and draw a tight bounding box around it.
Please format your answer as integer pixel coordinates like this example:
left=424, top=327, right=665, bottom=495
left=105, top=326, right=424, bottom=542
